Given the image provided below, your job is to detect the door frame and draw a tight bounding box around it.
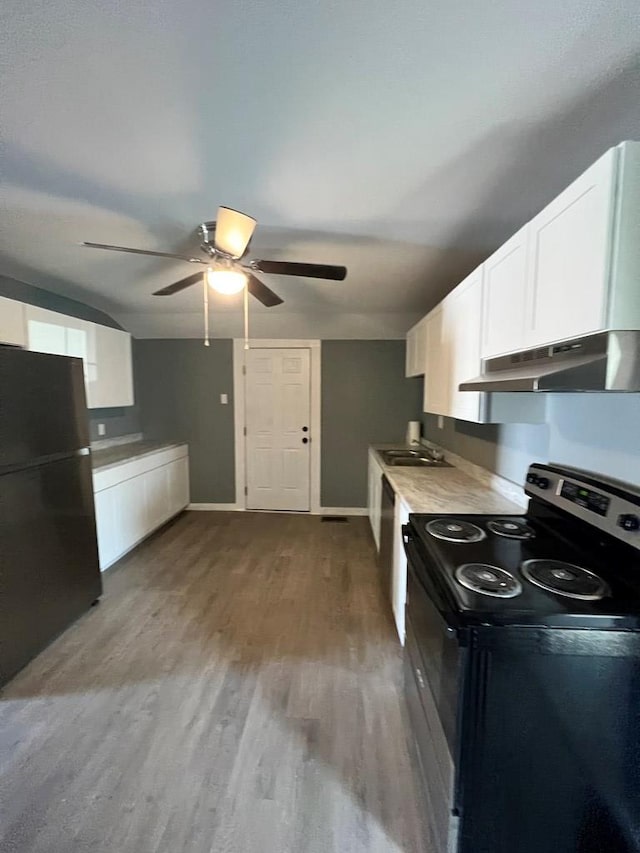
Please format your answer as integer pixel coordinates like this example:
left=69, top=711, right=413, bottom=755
left=233, top=339, right=321, bottom=513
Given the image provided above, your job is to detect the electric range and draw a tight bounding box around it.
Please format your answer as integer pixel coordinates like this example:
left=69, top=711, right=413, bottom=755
left=403, top=463, right=640, bottom=853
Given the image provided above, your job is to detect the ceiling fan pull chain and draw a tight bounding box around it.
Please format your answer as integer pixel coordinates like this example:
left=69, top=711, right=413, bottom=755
left=243, top=282, right=250, bottom=350
left=203, top=275, right=210, bottom=347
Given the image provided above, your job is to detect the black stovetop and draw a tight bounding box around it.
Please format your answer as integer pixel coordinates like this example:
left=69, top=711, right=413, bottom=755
left=408, top=507, right=640, bottom=629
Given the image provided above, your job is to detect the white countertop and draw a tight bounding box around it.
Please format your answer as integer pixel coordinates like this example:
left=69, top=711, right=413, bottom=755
left=371, top=444, right=526, bottom=515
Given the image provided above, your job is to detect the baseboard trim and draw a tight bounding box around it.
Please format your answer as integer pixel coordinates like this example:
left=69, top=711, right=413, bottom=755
left=187, top=503, right=368, bottom=516
left=188, top=503, right=242, bottom=511
left=319, top=507, right=368, bottom=516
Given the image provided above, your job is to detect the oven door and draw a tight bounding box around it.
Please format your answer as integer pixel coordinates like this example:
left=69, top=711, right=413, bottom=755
left=404, top=528, right=461, bottom=755
left=404, top=527, right=462, bottom=851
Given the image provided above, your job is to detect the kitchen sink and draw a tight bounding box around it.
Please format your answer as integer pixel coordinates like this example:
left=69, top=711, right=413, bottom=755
left=381, top=449, right=452, bottom=468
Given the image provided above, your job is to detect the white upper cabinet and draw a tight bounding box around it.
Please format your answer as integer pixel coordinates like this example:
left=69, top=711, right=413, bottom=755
left=481, top=226, right=529, bottom=358
left=423, top=304, right=449, bottom=416
left=25, top=306, right=93, bottom=360
left=446, top=269, right=483, bottom=421
left=0, top=296, right=27, bottom=347
left=424, top=270, right=483, bottom=421
left=405, top=316, right=428, bottom=377
left=525, top=147, right=617, bottom=348
left=24, top=304, right=133, bottom=409
left=88, top=325, right=134, bottom=409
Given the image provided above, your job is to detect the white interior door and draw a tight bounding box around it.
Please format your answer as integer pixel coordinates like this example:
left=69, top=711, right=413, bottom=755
left=245, top=347, right=311, bottom=511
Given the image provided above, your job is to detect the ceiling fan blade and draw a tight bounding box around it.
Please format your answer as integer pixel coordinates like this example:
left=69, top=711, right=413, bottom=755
left=246, top=273, right=283, bottom=307
left=214, top=207, right=257, bottom=259
left=251, top=260, right=347, bottom=280
left=83, top=242, right=206, bottom=264
left=153, top=272, right=204, bottom=296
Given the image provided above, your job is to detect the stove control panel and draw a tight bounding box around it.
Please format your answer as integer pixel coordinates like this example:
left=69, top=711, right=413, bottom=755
left=526, top=473, right=550, bottom=490
left=618, top=514, right=640, bottom=532
left=559, top=481, right=610, bottom=517
left=525, top=464, right=640, bottom=550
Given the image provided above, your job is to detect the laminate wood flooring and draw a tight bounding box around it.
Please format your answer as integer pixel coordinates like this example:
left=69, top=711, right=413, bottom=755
left=0, top=512, right=432, bottom=853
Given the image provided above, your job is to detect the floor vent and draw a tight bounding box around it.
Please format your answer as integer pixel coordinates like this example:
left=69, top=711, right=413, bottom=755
left=321, top=516, right=349, bottom=523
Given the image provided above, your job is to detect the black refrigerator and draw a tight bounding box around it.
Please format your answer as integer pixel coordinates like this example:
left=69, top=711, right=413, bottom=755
left=0, top=346, right=102, bottom=688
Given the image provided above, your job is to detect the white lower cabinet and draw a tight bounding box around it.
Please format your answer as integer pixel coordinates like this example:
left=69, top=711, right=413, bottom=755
left=93, top=488, right=120, bottom=570
left=367, top=451, right=384, bottom=551
left=93, top=446, right=190, bottom=571
left=392, top=498, right=410, bottom=644
left=168, top=457, right=190, bottom=511
left=144, top=464, right=171, bottom=532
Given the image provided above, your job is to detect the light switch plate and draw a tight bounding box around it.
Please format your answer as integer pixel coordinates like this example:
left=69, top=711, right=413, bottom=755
left=98, top=423, right=106, bottom=436
left=437, top=416, right=444, bottom=429
left=220, top=393, right=228, bottom=405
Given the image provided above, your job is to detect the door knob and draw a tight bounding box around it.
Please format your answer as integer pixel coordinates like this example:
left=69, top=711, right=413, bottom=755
left=302, top=437, right=309, bottom=444
left=302, top=426, right=309, bottom=432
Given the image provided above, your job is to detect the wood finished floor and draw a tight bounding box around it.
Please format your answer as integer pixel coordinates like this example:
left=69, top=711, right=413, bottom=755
left=0, top=512, right=431, bottom=853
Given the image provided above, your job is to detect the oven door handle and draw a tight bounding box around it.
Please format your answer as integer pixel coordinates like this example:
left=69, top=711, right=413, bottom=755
left=403, top=524, right=458, bottom=637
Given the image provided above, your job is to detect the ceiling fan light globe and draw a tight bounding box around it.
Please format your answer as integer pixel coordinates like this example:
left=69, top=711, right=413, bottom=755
left=214, top=207, right=257, bottom=258
left=207, top=268, right=247, bottom=295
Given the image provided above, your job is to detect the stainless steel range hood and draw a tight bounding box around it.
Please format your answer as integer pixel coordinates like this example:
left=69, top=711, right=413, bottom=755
left=459, top=331, right=640, bottom=392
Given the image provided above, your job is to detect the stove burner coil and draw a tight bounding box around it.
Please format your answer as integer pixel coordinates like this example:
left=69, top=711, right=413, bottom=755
left=521, top=559, right=609, bottom=600
left=487, top=519, right=536, bottom=540
left=426, top=519, right=486, bottom=543
left=455, top=563, right=523, bottom=598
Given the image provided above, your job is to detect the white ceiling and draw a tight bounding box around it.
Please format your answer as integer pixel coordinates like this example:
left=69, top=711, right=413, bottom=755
left=1, top=0, right=639, bottom=338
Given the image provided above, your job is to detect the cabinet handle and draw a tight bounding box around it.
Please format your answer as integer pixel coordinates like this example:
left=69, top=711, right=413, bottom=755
left=302, top=437, right=309, bottom=444
left=302, top=426, right=309, bottom=432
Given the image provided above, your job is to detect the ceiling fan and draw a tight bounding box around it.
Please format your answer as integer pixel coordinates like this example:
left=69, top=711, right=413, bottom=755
left=82, top=207, right=347, bottom=308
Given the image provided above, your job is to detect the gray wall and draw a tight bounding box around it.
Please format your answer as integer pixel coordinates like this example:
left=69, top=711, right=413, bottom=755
left=322, top=341, right=423, bottom=506
left=422, top=394, right=640, bottom=488
left=132, top=338, right=422, bottom=507
left=134, top=340, right=236, bottom=503
left=1, top=274, right=140, bottom=440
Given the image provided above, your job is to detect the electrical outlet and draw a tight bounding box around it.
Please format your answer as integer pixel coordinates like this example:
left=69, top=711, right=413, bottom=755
left=437, top=416, right=444, bottom=429
left=98, top=423, right=106, bottom=436
left=220, top=393, right=228, bottom=405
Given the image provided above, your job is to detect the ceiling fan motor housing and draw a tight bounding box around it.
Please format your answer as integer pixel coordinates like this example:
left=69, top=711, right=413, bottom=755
left=197, top=221, right=217, bottom=245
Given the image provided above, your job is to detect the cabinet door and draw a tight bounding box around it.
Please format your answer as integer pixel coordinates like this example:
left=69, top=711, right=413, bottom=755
left=0, top=296, right=26, bottom=347
left=168, top=457, right=190, bottom=513
left=415, top=318, right=428, bottom=375
left=405, top=327, right=417, bottom=377
left=406, top=320, right=427, bottom=377
left=392, top=500, right=410, bottom=644
left=447, top=270, right=483, bottom=422
left=371, top=472, right=382, bottom=551
left=90, top=326, right=134, bottom=409
left=25, top=306, right=95, bottom=402
left=423, top=306, right=449, bottom=416
left=114, top=475, right=147, bottom=553
left=526, top=148, right=617, bottom=347
left=93, top=487, right=121, bottom=570
left=482, top=227, right=529, bottom=358
left=144, top=465, right=171, bottom=532
left=368, top=453, right=382, bottom=550
left=25, top=306, right=67, bottom=356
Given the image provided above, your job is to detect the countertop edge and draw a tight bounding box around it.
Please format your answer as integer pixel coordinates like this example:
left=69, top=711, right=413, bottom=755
left=91, top=442, right=188, bottom=473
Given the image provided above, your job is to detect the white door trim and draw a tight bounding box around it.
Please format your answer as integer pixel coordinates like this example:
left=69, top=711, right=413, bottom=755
left=233, top=339, right=321, bottom=513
